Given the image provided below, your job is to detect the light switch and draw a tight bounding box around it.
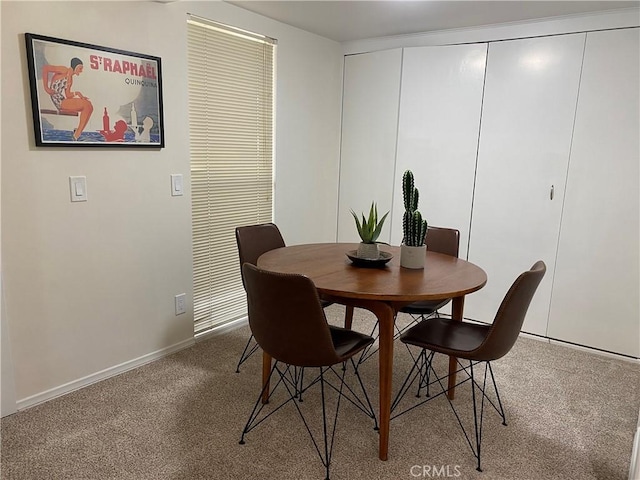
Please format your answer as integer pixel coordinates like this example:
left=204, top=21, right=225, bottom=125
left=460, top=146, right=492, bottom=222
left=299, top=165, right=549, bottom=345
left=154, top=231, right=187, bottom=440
left=171, top=174, right=183, bottom=196
left=69, top=176, right=87, bottom=202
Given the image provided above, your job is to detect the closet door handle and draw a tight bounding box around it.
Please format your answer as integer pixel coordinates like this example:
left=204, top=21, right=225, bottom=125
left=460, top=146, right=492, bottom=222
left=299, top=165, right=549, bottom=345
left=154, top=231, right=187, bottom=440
left=550, top=185, right=554, bottom=200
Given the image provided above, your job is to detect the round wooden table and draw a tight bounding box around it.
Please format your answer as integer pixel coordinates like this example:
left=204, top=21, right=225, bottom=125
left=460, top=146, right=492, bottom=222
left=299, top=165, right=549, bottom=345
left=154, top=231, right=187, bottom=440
left=258, top=243, right=487, bottom=461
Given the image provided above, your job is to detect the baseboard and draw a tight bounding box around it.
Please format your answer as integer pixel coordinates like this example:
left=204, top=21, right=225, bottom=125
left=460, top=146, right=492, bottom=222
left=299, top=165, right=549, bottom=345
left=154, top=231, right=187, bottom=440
left=547, top=338, right=640, bottom=364
left=16, top=338, right=195, bottom=412
left=195, top=315, right=248, bottom=342
left=519, top=331, right=638, bottom=363
left=519, top=331, right=552, bottom=343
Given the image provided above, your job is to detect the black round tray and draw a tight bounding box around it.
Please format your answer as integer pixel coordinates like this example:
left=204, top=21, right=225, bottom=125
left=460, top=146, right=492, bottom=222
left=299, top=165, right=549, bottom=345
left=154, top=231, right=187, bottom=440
left=346, top=250, right=393, bottom=268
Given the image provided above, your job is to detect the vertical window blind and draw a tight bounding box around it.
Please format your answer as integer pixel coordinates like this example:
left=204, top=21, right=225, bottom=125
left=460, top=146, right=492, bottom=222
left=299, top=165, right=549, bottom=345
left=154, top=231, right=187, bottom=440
left=187, top=15, right=276, bottom=334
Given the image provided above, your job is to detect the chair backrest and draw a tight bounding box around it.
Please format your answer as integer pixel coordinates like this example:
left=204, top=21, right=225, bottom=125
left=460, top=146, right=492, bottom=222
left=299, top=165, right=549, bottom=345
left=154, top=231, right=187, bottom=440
left=242, top=263, right=341, bottom=367
left=235, top=223, right=286, bottom=288
left=425, top=226, right=460, bottom=258
left=473, top=261, right=546, bottom=361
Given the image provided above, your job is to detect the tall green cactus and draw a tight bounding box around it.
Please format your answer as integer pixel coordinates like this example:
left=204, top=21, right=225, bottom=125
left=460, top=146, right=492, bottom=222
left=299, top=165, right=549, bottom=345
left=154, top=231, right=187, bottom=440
left=402, top=170, right=428, bottom=246
left=403, top=171, right=418, bottom=212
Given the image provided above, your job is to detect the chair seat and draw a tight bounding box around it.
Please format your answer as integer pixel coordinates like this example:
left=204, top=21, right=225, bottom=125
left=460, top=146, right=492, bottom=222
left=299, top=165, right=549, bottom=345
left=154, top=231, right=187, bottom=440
left=330, top=326, right=374, bottom=361
left=400, top=298, right=450, bottom=315
left=400, top=317, right=489, bottom=358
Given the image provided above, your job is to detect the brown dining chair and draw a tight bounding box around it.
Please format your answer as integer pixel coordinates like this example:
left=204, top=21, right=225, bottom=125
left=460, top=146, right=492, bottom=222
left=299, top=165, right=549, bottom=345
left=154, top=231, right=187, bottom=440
left=358, top=226, right=460, bottom=364
left=234, top=223, right=334, bottom=373
left=238, top=263, right=377, bottom=480
left=391, top=260, right=546, bottom=472
left=234, top=223, right=286, bottom=372
left=399, top=226, right=460, bottom=324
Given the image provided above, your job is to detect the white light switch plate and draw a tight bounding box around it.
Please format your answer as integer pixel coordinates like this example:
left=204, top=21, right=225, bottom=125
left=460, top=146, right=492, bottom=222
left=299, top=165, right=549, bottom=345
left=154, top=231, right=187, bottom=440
left=171, top=174, right=183, bottom=196
left=69, top=176, right=87, bottom=202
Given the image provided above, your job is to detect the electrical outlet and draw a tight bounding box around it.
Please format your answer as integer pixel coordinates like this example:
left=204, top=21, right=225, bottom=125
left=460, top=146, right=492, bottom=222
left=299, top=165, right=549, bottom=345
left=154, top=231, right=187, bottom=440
left=174, top=293, right=186, bottom=315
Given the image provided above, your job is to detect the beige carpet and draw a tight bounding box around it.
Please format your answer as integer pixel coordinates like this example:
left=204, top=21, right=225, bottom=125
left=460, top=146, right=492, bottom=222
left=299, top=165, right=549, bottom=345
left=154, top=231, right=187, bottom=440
left=2, top=305, right=639, bottom=480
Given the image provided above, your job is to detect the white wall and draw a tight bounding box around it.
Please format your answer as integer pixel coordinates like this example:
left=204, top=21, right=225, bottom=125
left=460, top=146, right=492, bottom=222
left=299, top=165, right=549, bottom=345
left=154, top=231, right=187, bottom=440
left=1, top=1, right=343, bottom=410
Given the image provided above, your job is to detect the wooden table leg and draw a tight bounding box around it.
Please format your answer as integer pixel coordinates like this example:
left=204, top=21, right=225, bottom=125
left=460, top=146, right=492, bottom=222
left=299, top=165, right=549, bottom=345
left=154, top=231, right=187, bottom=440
left=261, top=350, right=272, bottom=404
left=366, top=301, right=395, bottom=461
left=447, top=296, right=465, bottom=400
left=344, top=305, right=354, bottom=330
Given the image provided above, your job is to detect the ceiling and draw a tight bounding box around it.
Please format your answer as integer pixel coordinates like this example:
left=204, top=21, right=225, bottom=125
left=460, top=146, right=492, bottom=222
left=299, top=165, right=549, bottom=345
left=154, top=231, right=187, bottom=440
left=225, top=1, right=639, bottom=42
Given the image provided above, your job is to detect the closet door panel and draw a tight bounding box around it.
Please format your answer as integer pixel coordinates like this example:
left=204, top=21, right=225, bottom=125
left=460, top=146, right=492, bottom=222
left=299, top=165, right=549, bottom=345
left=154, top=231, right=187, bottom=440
left=466, top=34, right=586, bottom=335
left=548, top=28, right=640, bottom=357
left=337, top=49, right=402, bottom=243
left=391, top=44, right=487, bottom=257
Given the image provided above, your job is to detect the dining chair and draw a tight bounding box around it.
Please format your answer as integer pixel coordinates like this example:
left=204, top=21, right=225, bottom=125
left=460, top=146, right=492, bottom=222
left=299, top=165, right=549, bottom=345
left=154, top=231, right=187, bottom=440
left=234, top=223, right=335, bottom=373
left=357, top=226, right=460, bottom=364
left=391, top=260, right=546, bottom=472
left=239, top=263, right=378, bottom=480
left=399, top=225, right=460, bottom=324
left=234, top=223, right=286, bottom=373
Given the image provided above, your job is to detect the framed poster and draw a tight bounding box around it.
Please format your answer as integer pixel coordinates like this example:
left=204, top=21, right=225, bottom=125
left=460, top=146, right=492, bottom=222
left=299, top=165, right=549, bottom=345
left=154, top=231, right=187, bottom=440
left=25, top=33, right=164, bottom=147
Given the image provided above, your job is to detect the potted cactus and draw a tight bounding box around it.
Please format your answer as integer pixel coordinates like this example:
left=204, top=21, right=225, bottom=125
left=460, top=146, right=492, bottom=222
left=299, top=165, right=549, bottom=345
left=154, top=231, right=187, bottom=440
left=401, top=170, right=428, bottom=268
left=350, top=202, right=389, bottom=259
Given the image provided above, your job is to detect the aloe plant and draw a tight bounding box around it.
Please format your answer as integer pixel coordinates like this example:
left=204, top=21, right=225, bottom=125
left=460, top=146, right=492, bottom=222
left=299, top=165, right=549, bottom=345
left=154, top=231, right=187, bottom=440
left=402, top=170, right=428, bottom=246
left=350, top=202, right=389, bottom=244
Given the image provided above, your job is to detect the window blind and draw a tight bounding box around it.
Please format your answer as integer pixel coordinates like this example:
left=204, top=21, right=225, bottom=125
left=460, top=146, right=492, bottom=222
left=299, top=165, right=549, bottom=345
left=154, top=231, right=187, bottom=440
left=187, top=15, right=275, bottom=334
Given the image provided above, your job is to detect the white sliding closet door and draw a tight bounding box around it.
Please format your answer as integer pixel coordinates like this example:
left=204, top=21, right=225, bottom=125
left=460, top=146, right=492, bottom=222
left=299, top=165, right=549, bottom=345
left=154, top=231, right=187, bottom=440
left=466, top=34, right=586, bottom=335
left=337, top=49, right=402, bottom=243
left=547, top=28, right=640, bottom=357
left=391, top=44, right=487, bottom=256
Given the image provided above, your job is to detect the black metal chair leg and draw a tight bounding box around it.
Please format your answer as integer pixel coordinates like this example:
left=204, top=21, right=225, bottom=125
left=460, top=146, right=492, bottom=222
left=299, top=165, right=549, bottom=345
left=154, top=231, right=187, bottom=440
left=416, top=350, right=435, bottom=398
left=469, top=361, right=483, bottom=472
left=235, top=334, right=260, bottom=373
left=239, top=362, right=279, bottom=444
left=319, top=370, right=331, bottom=480
left=242, top=361, right=370, bottom=479
left=390, top=351, right=422, bottom=414
left=288, top=366, right=346, bottom=480
left=298, top=367, right=305, bottom=402
left=487, top=362, right=507, bottom=426
left=348, top=358, right=379, bottom=430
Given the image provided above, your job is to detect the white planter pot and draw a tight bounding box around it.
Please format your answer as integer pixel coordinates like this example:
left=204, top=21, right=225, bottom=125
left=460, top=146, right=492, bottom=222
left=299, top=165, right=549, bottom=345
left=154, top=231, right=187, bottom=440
left=357, top=242, right=380, bottom=260
left=400, top=244, right=426, bottom=269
